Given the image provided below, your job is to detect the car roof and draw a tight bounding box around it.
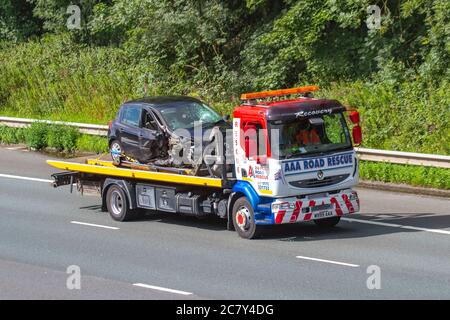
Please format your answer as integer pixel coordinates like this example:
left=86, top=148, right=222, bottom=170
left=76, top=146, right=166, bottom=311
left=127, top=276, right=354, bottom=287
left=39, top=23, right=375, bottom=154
left=123, top=96, right=201, bottom=109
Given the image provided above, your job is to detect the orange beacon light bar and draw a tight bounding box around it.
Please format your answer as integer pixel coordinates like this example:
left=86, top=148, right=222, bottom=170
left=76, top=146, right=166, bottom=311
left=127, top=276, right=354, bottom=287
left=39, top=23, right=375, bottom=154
left=240, top=85, right=320, bottom=100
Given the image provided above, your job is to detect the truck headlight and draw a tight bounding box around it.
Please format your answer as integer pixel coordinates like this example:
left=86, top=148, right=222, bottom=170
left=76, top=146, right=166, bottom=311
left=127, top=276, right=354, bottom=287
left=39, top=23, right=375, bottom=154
left=272, top=202, right=291, bottom=211
left=349, top=192, right=358, bottom=201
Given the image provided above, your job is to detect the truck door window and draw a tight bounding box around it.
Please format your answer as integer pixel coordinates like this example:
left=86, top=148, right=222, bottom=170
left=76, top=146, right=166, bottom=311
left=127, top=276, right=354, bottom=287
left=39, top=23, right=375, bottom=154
left=243, top=122, right=267, bottom=160
left=121, top=106, right=141, bottom=127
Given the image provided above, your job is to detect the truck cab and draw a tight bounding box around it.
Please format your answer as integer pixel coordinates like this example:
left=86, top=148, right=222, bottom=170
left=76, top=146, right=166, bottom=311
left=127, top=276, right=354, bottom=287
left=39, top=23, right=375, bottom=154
left=229, top=86, right=361, bottom=238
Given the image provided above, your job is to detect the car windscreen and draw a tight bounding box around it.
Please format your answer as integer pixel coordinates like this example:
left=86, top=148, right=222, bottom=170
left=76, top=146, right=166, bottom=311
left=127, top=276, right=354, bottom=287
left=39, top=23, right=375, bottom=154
left=158, top=101, right=222, bottom=131
left=269, top=112, right=351, bottom=159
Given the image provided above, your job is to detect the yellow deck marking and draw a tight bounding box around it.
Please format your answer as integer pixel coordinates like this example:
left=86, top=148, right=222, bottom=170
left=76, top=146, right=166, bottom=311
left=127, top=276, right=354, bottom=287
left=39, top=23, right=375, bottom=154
left=47, top=160, right=223, bottom=188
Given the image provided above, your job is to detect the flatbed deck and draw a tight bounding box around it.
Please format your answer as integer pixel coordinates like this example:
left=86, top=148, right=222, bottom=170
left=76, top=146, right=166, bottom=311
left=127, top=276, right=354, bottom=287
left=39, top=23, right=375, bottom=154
left=47, top=159, right=225, bottom=188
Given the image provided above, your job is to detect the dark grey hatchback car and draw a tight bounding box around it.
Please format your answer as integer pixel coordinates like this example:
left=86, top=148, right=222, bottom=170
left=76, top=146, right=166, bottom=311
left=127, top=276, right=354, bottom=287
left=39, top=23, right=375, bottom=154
left=108, top=96, right=226, bottom=165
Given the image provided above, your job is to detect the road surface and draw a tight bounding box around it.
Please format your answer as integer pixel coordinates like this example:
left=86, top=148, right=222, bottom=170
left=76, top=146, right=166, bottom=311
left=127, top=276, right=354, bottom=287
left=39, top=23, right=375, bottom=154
left=0, top=146, right=449, bottom=299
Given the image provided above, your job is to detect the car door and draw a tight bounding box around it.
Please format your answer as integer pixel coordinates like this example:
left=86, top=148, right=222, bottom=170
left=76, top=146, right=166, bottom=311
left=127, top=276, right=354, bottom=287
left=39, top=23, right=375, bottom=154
left=117, top=104, right=142, bottom=160
left=139, top=108, right=163, bottom=162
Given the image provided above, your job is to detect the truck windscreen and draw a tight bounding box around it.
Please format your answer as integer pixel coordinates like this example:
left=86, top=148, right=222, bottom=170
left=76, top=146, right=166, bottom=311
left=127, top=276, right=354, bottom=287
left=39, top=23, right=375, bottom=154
left=269, top=112, right=352, bottom=159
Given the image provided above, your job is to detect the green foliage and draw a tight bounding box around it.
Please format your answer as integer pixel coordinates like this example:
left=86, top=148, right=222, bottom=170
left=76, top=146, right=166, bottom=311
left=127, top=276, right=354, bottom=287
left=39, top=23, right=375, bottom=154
left=321, top=78, right=450, bottom=155
left=0, top=33, right=135, bottom=123
left=47, top=124, right=80, bottom=152
left=0, top=0, right=42, bottom=41
left=0, top=0, right=448, bottom=162
left=360, top=161, right=450, bottom=190
left=0, top=126, right=26, bottom=144
left=0, top=124, right=105, bottom=154
left=26, top=122, right=49, bottom=150
left=76, top=134, right=108, bottom=153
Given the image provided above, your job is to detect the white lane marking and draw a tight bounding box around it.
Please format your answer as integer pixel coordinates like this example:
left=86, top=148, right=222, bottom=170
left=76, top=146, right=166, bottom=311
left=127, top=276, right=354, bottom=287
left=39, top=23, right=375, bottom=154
left=70, top=221, right=119, bottom=230
left=343, top=218, right=401, bottom=228
left=342, top=217, right=450, bottom=235
left=133, top=283, right=193, bottom=296
left=0, top=173, right=52, bottom=183
left=400, top=225, right=450, bottom=235
left=6, top=147, right=24, bottom=150
left=295, top=255, right=360, bottom=267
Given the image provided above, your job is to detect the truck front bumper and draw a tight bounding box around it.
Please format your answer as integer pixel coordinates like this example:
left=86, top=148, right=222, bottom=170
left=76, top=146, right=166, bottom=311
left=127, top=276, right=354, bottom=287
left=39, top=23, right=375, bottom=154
left=263, top=189, right=359, bottom=225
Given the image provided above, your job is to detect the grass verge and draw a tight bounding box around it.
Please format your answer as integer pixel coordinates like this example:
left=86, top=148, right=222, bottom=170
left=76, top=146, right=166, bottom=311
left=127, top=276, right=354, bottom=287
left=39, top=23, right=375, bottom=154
left=359, top=161, right=449, bottom=190
left=0, top=124, right=108, bottom=155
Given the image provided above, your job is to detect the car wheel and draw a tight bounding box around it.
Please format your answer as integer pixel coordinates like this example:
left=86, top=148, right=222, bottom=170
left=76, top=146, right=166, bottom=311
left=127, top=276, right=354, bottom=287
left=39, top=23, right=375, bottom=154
left=110, top=140, right=123, bottom=165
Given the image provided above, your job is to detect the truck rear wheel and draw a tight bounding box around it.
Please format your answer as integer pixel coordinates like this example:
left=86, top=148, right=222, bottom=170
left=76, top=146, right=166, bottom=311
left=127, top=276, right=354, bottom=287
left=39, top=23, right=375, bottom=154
left=106, top=185, right=138, bottom=221
left=314, top=216, right=341, bottom=228
left=232, top=197, right=261, bottom=239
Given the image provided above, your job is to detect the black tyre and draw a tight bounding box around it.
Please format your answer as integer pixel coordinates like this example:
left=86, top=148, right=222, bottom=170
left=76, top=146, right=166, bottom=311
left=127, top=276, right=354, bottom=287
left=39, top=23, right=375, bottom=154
left=110, top=140, right=123, bottom=166
left=106, top=185, right=138, bottom=221
left=313, top=216, right=341, bottom=228
left=232, top=197, right=261, bottom=239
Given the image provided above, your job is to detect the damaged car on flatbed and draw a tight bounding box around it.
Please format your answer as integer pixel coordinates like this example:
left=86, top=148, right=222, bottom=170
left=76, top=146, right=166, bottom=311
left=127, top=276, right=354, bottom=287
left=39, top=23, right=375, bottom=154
left=51, top=86, right=362, bottom=239
left=107, top=96, right=231, bottom=177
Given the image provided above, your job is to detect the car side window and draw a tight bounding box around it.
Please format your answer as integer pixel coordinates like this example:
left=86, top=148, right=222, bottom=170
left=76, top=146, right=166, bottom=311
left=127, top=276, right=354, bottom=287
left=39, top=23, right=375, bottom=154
left=142, top=109, right=158, bottom=131
left=121, top=105, right=141, bottom=127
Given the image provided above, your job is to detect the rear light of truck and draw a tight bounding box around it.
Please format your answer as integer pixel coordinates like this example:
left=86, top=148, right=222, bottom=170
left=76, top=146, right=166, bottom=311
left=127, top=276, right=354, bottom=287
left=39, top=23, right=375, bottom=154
left=108, top=120, right=112, bottom=129
left=348, top=111, right=362, bottom=146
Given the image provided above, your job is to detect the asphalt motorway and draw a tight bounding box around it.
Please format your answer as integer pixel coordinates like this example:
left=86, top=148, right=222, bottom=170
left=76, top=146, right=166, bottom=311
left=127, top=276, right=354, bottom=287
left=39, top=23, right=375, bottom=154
left=0, top=146, right=449, bottom=299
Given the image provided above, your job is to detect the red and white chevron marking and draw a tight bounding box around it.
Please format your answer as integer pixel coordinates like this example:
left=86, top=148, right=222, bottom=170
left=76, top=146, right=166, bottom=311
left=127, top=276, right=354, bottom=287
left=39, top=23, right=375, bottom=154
left=273, top=190, right=359, bottom=224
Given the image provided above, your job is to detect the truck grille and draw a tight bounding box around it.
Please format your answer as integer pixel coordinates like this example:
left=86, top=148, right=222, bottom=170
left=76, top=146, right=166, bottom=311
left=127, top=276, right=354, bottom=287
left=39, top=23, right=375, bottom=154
left=288, top=174, right=349, bottom=189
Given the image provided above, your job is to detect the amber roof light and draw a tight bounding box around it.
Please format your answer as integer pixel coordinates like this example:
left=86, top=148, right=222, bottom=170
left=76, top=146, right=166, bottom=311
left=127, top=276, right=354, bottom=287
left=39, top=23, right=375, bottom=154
left=240, top=85, right=320, bottom=100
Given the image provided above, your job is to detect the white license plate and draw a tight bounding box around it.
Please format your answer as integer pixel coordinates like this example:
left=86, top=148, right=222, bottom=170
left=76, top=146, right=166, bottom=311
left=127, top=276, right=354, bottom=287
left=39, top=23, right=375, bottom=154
left=313, top=210, right=334, bottom=219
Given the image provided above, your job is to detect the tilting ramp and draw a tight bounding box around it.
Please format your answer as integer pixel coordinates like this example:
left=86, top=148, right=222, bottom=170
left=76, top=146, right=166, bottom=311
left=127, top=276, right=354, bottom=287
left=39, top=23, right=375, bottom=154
left=47, top=159, right=223, bottom=188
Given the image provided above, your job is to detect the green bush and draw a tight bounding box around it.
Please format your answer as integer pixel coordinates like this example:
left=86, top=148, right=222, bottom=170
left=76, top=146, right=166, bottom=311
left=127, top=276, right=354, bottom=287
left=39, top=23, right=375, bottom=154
left=360, top=161, right=450, bottom=190
left=0, top=125, right=20, bottom=144
left=14, top=127, right=26, bottom=143
left=76, top=135, right=108, bottom=154
left=61, top=126, right=81, bottom=153
left=46, top=125, right=66, bottom=151
left=46, top=125, right=80, bottom=152
left=25, top=122, right=49, bottom=150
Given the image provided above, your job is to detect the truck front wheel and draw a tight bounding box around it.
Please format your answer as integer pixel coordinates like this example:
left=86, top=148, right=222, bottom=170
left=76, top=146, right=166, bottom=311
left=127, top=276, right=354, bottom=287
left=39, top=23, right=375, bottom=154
left=314, top=216, right=341, bottom=228
left=232, top=197, right=261, bottom=239
left=106, top=185, right=138, bottom=221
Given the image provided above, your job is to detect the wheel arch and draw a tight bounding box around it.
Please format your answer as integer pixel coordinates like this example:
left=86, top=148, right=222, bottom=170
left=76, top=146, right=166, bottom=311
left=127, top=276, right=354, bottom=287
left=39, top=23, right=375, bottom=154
left=227, top=181, right=261, bottom=231
left=102, top=178, right=137, bottom=211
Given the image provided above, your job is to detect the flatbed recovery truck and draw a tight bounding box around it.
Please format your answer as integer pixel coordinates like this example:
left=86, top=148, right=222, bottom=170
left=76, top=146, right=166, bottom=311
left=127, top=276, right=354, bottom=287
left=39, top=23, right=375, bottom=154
left=48, top=86, right=361, bottom=239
